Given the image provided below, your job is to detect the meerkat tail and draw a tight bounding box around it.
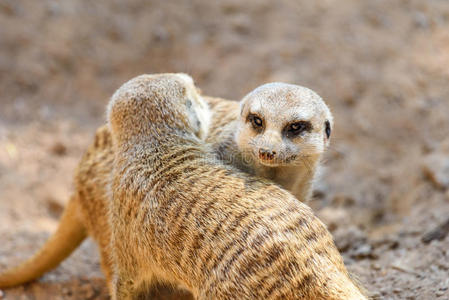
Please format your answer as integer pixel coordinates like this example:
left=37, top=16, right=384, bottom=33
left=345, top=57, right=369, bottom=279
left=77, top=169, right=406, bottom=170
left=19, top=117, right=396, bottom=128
left=0, top=195, right=87, bottom=288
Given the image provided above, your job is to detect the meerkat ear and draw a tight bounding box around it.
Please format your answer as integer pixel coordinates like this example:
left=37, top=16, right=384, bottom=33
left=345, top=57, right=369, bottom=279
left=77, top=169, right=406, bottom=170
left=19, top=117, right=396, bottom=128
left=239, top=100, right=246, bottom=116
left=185, top=98, right=205, bottom=139
left=176, top=73, right=194, bottom=86
left=325, top=120, right=331, bottom=139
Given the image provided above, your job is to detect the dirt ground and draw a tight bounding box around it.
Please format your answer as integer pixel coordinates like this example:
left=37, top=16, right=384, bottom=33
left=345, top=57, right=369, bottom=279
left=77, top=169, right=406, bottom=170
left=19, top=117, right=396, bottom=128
left=0, top=0, right=449, bottom=299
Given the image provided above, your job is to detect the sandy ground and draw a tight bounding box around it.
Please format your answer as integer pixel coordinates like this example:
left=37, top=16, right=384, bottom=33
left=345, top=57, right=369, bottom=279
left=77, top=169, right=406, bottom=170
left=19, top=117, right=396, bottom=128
left=0, top=0, right=449, bottom=299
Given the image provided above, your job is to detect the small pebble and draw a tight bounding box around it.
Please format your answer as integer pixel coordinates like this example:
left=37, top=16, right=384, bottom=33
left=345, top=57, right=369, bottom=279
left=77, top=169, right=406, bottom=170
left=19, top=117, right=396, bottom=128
left=50, top=142, right=67, bottom=156
left=352, top=244, right=377, bottom=259
left=413, top=12, right=429, bottom=28
left=422, top=152, right=449, bottom=189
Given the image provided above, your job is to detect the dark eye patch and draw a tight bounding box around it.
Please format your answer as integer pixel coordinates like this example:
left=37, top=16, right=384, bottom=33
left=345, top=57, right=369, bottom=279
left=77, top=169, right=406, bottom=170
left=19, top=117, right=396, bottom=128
left=247, top=113, right=264, bottom=132
left=284, top=121, right=312, bottom=138
left=325, top=120, right=331, bottom=139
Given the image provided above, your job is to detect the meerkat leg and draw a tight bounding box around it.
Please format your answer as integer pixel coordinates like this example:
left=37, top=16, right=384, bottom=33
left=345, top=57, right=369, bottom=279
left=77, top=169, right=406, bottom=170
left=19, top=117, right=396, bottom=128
left=132, top=278, right=194, bottom=300
left=113, top=273, right=171, bottom=300
left=99, top=249, right=114, bottom=293
left=112, top=273, right=138, bottom=300
left=132, top=280, right=164, bottom=299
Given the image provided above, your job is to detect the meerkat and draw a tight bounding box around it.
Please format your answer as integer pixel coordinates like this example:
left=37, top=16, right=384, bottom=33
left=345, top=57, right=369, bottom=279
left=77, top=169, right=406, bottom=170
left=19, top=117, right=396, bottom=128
left=0, top=79, right=332, bottom=291
left=206, top=83, right=332, bottom=202
left=105, top=73, right=364, bottom=299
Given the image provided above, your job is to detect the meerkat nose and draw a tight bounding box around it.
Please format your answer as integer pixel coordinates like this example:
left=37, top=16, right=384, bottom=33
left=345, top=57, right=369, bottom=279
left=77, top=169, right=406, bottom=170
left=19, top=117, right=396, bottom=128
left=259, top=148, right=276, bottom=160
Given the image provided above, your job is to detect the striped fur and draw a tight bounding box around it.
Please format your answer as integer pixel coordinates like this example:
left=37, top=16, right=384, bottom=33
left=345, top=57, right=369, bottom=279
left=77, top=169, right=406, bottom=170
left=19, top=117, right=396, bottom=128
left=107, top=74, right=366, bottom=299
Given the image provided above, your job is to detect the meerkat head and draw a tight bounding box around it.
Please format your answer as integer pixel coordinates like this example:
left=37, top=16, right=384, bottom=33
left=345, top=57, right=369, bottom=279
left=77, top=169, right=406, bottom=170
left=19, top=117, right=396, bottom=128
left=235, top=82, right=333, bottom=168
left=107, top=73, right=210, bottom=144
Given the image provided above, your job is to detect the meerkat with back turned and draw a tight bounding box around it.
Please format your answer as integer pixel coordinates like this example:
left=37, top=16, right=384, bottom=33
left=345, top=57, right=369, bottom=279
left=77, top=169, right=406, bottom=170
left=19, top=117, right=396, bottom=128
left=0, top=78, right=333, bottom=291
left=107, top=73, right=364, bottom=299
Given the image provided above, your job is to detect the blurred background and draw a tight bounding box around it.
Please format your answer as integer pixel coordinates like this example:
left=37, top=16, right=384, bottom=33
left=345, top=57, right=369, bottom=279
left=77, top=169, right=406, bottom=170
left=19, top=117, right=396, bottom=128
left=0, top=0, right=448, bottom=299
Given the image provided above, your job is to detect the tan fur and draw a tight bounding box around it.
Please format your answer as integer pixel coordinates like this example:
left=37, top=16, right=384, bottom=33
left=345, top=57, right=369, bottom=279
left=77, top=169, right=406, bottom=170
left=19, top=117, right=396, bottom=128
left=105, top=73, right=364, bottom=299
left=0, top=75, right=347, bottom=299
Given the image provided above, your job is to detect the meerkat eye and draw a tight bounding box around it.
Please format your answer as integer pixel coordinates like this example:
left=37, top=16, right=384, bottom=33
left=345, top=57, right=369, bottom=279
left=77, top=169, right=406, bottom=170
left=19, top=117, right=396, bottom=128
left=285, top=121, right=312, bottom=138
left=253, top=116, right=263, bottom=127
left=325, top=120, right=331, bottom=138
left=284, top=121, right=312, bottom=138
left=290, top=123, right=303, bottom=131
left=248, top=114, right=264, bottom=129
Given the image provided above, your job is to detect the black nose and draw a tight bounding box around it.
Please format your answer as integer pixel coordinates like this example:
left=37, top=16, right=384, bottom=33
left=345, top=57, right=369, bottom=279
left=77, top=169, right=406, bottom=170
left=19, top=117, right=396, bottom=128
left=259, top=148, right=276, bottom=160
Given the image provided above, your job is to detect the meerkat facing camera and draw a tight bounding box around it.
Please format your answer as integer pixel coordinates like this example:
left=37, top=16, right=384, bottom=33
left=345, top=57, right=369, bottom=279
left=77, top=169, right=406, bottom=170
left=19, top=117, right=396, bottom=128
left=107, top=73, right=365, bottom=299
left=207, top=83, right=333, bottom=202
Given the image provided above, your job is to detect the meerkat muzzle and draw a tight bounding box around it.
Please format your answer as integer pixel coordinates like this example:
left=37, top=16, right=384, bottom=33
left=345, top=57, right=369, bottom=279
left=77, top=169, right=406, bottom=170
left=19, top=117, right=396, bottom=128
left=259, top=148, right=276, bottom=161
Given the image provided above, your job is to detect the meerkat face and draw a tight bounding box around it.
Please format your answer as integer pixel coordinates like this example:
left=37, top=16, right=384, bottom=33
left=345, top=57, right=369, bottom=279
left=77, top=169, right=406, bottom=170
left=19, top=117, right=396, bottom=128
left=235, top=83, right=333, bottom=167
